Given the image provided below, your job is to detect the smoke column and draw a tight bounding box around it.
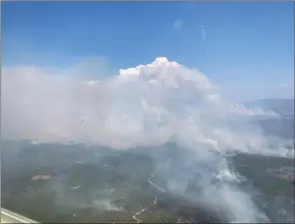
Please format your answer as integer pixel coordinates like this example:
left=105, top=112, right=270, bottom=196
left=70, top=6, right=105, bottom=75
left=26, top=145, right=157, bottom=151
left=1, top=57, right=294, bottom=222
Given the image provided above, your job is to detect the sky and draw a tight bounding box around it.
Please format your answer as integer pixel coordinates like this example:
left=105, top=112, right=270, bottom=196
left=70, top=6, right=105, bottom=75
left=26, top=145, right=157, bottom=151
left=2, top=1, right=294, bottom=101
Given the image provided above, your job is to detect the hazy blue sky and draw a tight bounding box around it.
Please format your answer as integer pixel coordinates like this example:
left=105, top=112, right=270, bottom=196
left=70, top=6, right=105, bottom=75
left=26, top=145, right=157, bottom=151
left=2, top=1, right=294, bottom=100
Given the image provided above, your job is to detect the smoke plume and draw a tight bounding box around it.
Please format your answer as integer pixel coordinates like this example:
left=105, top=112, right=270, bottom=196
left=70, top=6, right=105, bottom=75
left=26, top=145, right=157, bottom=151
left=1, top=57, right=294, bottom=222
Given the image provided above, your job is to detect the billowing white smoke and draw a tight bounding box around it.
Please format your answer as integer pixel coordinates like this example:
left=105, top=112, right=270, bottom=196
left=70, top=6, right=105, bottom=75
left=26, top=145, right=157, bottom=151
left=1, top=57, right=291, bottom=157
left=1, top=58, right=293, bottom=222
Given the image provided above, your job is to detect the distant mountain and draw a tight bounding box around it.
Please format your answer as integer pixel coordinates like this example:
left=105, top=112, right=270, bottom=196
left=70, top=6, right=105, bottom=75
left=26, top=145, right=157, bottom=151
left=244, top=98, right=294, bottom=117
left=244, top=98, right=294, bottom=139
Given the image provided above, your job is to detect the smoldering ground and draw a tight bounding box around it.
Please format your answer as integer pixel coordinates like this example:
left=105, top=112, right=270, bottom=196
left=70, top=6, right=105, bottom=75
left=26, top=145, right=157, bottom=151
left=1, top=58, right=294, bottom=222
